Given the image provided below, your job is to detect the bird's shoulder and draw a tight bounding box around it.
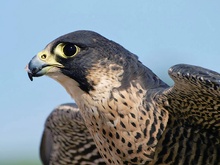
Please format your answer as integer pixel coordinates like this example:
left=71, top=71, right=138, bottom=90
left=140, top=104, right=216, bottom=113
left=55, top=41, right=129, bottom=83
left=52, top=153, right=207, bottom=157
left=155, top=64, right=220, bottom=133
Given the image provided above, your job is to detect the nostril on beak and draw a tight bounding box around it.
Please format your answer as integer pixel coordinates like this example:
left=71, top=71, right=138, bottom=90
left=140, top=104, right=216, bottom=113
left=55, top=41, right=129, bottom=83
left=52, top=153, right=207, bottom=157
left=41, top=54, right=47, bottom=60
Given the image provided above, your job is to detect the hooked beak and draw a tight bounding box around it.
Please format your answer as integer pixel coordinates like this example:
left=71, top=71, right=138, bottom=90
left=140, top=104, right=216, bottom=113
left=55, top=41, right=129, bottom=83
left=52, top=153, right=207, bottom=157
left=26, top=52, right=63, bottom=81
left=25, top=55, right=50, bottom=81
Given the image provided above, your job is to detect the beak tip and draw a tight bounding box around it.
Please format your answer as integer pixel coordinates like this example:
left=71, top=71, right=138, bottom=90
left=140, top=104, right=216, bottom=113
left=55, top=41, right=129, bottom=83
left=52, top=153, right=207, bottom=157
left=25, top=65, right=29, bottom=72
left=28, top=72, right=33, bottom=81
left=25, top=64, right=33, bottom=81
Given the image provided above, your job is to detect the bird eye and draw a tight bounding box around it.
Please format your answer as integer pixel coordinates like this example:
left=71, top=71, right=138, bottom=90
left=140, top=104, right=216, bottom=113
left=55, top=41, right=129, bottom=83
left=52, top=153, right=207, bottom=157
left=62, top=43, right=79, bottom=57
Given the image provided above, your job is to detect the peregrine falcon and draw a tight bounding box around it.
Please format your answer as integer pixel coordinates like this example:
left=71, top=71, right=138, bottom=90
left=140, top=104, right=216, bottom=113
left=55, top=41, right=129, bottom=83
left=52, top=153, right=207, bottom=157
left=26, top=30, right=220, bottom=164
left=40, top=103, right=105, bottom=165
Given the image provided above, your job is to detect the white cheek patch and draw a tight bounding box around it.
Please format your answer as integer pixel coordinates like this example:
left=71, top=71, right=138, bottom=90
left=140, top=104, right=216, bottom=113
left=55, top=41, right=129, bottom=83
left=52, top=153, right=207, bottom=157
left=46, top=67, right=61, bottom=75
left=47, top=71, right=85, bottom=104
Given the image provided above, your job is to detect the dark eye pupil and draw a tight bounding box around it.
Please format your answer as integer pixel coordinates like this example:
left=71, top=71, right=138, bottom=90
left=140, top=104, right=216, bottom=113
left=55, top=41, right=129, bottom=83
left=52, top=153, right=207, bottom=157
left=63, top=43, right=76, bottom=56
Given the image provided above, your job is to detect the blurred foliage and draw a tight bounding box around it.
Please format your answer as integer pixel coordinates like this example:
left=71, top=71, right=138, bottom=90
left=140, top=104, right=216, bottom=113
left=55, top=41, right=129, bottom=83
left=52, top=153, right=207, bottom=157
left=0, top=159, right=41, bottom=165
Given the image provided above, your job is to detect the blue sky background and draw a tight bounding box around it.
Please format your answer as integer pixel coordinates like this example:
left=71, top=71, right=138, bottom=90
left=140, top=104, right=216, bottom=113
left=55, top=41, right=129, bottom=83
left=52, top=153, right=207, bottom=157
left=1, top=1, right=220, bottom=164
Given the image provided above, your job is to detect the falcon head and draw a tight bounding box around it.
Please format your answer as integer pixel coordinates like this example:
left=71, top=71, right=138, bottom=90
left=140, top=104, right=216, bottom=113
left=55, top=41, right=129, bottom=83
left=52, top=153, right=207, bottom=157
left=27, top=31, right=141, bottom=93
left=27, top=30, right=162, bottom=97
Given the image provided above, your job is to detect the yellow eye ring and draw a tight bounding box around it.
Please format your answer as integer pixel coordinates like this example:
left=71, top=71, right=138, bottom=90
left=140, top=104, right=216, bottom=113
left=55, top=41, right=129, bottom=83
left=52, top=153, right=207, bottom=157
left=63, top=43, right=79, bottom=57
left=55, top=43, right=80, bottom=58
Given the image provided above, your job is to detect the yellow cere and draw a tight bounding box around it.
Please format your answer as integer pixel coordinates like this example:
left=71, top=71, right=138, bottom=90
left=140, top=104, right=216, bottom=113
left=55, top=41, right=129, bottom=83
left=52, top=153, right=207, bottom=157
left=37, top=50, right=63, bottom=67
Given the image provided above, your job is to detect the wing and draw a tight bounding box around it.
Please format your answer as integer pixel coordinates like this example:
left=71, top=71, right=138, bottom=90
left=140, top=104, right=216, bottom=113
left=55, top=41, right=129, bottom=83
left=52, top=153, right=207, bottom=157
left=40, top=127, right=53, bottom=165
left=159, top=64, right=220, bottom=132
left=40, top=103, right=106, bottom=165
left=152, top=64, right=220, bottom=164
